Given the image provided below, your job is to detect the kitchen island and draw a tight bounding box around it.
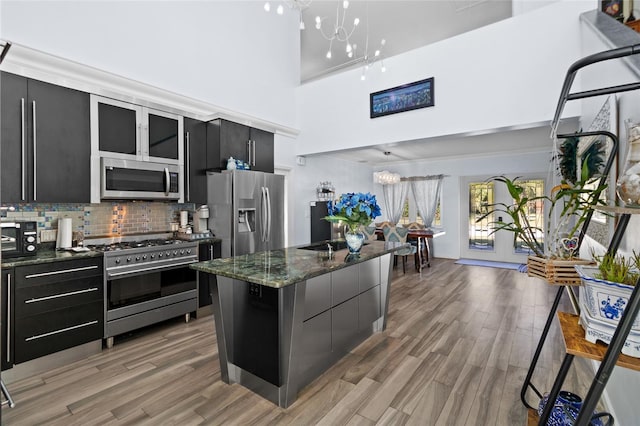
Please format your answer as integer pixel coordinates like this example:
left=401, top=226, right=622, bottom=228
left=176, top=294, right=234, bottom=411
left=190, top=240, right=406, bottom=408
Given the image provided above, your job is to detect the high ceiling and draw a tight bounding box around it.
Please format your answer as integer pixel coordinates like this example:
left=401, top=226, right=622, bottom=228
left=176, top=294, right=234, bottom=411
left=294, top=0, right=525, bottom=164
left=300, top=0, right=513, bottom=82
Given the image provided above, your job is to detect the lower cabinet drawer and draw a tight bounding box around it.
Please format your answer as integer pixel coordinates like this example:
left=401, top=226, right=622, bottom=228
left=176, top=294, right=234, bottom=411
left=15, top=275, right=103, bottom=318
left=332, top=297, right=359, bottom=356
left=15, top=301, right=103, bottom=364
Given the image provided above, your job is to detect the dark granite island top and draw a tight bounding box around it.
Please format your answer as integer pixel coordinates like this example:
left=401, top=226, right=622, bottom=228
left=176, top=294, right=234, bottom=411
left=191, top=240, right=407, bottom=408
left=190, top=240, right=407, bottom=288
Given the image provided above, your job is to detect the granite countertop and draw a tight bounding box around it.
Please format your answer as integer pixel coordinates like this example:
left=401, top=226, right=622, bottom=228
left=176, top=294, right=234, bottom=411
left=2, top=247, right=103, bottom=268
left=190, top=240, right=408, bottom=288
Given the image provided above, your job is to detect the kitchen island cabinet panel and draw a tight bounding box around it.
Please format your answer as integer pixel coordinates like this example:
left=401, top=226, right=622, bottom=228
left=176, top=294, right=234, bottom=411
left=299, top=310, right=332, bottom=388
left=332, top=297, right=359, bottom=355
left=304, top=274, right=331, bottom=321
left=1, top=72, right=91, bottom=203
left=359, top=285, right=381, bottom=332
left=359, top=258, right=381, bottom=292
left=192, top=241, right=405, bottom=407
left=332, top=265, right=359, bottom=306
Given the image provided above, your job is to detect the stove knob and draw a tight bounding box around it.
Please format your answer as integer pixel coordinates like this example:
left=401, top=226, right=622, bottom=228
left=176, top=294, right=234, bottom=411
left=135, top=256, right=141, bottom=261
left=150, top=254, right=155, bottom=259
left=126, top=257, right=132, bottom=263
left=25, top=235, right=36, bottom=243
left=159, top=252, right=163, bottom=258
left=115, top=258, right=121, bottom=264
left=173, top=251, right=178, bottom=256
left=166, top=251, right=171, bottom=257
left=186, top=249, right=191, bottom=254
left=180, top=250, right=184, bottom=255
left=142, top=255, right=147, bottom=260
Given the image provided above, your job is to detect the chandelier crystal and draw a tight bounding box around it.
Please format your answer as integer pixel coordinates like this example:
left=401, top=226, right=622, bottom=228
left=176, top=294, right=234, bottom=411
left=373, top=171, right=401, bottom=185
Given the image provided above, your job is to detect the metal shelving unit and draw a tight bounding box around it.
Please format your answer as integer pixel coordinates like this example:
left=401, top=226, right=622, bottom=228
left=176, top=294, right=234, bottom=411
left=521, top=43, right=640, bottom=425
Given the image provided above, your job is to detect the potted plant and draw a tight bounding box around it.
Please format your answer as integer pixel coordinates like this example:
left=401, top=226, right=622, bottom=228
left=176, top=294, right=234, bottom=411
left=576, top=251, right=640, bottom=357
left=478, top=139, right=608, bottom=284
left=324, top=192, right=381, bottom=254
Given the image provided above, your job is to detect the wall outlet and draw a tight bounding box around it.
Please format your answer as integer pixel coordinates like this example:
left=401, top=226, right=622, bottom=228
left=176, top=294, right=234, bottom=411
left=40, top=229, right=57, bottom=242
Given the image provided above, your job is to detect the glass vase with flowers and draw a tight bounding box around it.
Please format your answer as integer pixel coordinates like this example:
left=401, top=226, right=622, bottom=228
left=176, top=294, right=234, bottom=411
left=325, top=192, right=382, bottom=254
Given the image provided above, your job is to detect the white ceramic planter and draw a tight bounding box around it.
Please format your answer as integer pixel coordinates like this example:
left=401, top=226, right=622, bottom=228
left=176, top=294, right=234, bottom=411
left=575, top=265, right=640, bottom=330
left=579, top=310, right=640, bottom=358
left=575, top=265, right=640, bottom=358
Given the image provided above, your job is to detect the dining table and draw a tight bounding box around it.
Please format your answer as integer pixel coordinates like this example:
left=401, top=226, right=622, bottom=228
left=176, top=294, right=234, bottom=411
left=375, top=228, right=445, bottom=270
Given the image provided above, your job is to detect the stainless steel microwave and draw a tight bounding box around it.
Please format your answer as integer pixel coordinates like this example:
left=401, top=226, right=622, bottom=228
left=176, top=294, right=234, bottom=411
left=1, top=221, right=38, bottom=258
left=101, top=157, right=181, bottom=201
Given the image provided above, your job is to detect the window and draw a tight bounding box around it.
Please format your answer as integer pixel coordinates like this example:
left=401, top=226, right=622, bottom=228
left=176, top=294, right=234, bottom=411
left=468, top=181, right=494, bottom=250
left=399, top=196, right=442, bottom=227
left=514, top=179, right=545, bottom=254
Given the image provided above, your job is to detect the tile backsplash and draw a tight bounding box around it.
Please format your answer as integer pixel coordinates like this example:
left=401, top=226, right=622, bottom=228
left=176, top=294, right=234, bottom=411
left=1, top=202, right=195, bottom=242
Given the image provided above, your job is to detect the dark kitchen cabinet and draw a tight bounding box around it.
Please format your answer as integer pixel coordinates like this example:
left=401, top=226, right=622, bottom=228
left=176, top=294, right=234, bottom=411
left=1, top=268, right=14, bottom=371
left=91, top=95, right=182, bottom=164
left=1, top=72, right=91, bottom=203
left=13, top=257, right=103, bottom=364
left=196, top=240, right=221, bottom=315
left=184, top=117, right=208, bottom=206
left=206, top=119, right=274, bottom=173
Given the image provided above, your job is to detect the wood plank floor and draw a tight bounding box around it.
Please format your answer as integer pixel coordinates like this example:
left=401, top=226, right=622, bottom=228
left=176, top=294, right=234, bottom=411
left=1, top=258, right=599, bottom=425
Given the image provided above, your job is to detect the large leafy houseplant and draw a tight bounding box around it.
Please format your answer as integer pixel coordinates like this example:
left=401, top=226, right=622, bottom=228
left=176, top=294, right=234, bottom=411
left=325, top=192, right=382, bottom=233
left=478, top=152, right=607, bottom=260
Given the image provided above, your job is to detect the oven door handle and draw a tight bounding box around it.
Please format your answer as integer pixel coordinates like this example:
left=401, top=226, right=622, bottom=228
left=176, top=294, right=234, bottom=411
left=107, top=258, right=197, bottom=278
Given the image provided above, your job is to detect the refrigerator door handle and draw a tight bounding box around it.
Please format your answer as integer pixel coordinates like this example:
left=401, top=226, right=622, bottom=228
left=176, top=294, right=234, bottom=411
left=266, top=187, right=272, bottom=243
left=261, top=186, right=268, bottom=242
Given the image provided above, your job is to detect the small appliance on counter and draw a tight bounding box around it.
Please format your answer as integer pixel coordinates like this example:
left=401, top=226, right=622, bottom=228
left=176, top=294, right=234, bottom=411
left=175, top=206, right=213, bottom=241
left=0, top=220, right=38, bottom=258
left=194, top=205, right=209, bottom=233
left=56, top=217, right=73, bottom=249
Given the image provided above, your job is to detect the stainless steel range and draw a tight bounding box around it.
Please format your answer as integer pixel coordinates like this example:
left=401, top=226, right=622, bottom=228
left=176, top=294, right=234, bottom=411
left=86, top=235, right=198, bottom=348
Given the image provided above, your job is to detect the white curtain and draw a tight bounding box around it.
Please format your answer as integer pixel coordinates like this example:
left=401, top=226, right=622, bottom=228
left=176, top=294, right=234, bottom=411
left=382, top=181, right=409, bottom=224
left=410, top=175, right=444, bottom=228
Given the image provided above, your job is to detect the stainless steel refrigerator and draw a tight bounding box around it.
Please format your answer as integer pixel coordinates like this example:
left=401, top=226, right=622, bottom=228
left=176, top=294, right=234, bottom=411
left=207, top=170, right=284, bottom=258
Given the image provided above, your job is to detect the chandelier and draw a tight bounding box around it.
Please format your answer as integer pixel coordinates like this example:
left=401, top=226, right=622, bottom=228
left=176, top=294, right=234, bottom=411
left=314, top=1, right=386, bottom=80
left=314, top=0, right=360, bottom=60
left=264, top=0, right=313, bottom=30
left=373, top=171, right=401, bottom=185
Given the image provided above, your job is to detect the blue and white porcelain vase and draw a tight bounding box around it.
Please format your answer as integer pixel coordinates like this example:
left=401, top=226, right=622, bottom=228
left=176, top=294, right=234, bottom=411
left=538, top=390, right=612, bottom=426
left=344, top=231, right=365, bottom=254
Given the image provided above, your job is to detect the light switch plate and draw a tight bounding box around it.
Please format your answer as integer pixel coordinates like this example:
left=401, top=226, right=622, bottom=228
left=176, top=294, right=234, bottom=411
left=40, top=229, right=57, bottom=242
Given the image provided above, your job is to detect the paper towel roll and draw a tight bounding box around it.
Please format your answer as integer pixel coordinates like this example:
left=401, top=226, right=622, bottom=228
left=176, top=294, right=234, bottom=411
left=180, top=211, right=189, bottom=227
left=57, top=217, right=73, bottom=249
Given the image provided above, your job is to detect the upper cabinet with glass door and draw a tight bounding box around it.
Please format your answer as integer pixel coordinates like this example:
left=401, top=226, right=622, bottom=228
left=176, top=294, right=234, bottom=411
left=90, top=95, right=183, bottom=165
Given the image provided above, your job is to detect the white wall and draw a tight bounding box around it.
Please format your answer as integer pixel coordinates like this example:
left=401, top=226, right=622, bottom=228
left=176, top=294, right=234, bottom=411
left=285, top=155, right=374, bottom=246
left=0, top=0, right=300, bottom=128
left=294, top=0, right=593, bottom=157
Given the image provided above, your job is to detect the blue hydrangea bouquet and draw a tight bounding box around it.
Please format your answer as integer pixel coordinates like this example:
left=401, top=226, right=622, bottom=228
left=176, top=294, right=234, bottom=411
left=325, top=192, right=382, bottom=233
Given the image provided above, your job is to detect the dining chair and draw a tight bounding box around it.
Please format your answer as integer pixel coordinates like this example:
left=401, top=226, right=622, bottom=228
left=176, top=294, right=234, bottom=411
left=405, top=222, right=427, bottom=268
left=375, top=221, right=393, bottom=230
left=406, top=222, right=425, bottom=230
left=382, top=226, right=417, bottom=273
left=360, top=225, right=378, bottom=241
